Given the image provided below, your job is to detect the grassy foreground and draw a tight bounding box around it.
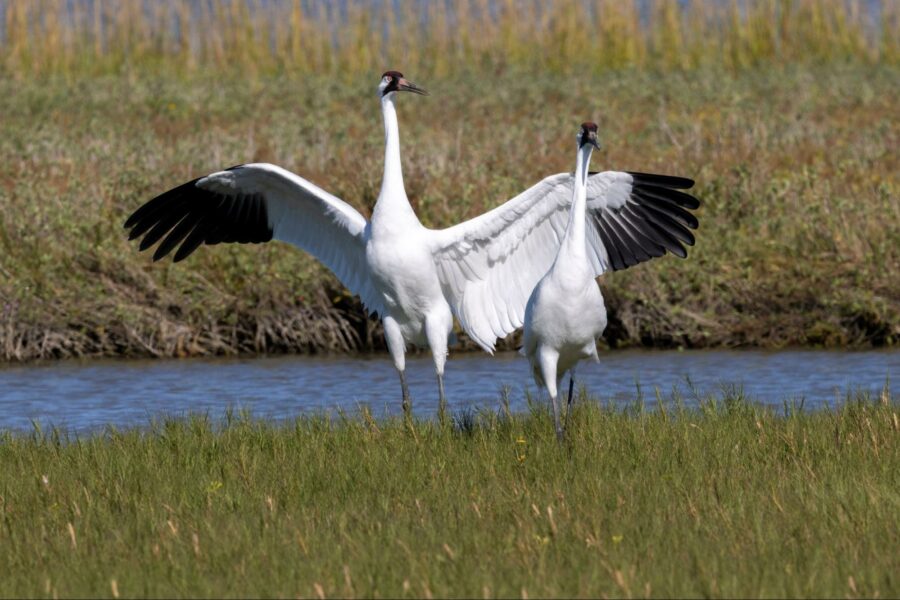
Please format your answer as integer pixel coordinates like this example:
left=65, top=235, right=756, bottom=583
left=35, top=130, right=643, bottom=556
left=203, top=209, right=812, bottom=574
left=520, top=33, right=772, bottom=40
left=1, top=396, right=898, bottom=598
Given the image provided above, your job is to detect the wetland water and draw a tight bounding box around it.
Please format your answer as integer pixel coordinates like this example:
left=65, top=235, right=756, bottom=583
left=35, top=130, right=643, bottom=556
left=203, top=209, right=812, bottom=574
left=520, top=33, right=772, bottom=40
left=0, top=349, right=897, bottom=433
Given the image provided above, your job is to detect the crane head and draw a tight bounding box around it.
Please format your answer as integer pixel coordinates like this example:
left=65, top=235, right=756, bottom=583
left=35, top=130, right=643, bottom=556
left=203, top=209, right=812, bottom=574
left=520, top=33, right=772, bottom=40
left=379, top=71, right=428, bottom=97
left=579, top=122, right=601, bottom=150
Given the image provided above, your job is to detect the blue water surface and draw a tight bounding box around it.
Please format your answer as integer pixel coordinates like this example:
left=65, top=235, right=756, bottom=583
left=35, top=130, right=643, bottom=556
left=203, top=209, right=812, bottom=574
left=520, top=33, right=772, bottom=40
left=0, top=349, right=896, bottom=432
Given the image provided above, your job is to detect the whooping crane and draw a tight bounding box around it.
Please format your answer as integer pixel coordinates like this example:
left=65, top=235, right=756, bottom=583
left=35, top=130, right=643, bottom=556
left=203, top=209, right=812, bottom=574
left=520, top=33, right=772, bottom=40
left=523, top=122, right=700, bottom=442
left=523, top=122, right=604, bottom=442
left=124, top=72, right=699, bottom=419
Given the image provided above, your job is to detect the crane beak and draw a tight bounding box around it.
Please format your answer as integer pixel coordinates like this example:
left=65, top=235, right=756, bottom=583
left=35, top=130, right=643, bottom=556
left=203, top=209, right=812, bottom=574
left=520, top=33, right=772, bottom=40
left=397, top=78, right=429, bottom=96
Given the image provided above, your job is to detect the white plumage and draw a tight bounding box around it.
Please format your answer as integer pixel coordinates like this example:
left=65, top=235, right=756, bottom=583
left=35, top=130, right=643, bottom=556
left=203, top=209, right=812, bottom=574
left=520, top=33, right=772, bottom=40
left=125, top=72, right=699, bottom=415
left=431, top=169, right=662, bottom=351
left=198, top=164, right=385, bottom=317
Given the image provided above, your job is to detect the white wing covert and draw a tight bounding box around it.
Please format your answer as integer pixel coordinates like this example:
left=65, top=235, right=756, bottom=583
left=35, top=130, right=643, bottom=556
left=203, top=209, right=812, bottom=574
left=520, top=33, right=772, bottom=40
left=124, top=162, right=384, bottom=315
left=429, top=170, right=699, bottom=352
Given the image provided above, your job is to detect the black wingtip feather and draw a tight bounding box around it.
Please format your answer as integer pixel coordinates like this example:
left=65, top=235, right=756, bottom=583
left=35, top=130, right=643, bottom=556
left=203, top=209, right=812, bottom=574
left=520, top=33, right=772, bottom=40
left=138, top=208, right=188, bottom=251
left=123, top=179, right=199, bottom=229
left=586, top=169, right=701, bottom=271
left=125, top=173, right=273, bottom=262
left=173, top=219, right=215, bottom=262
left=602, top=214, right=644, bottom=267
left=153, top=212, right=202, bottom=261
left=620, top=207, right=672, bottom=255
left=633, top=183, right=701, bottom=210
left=633, top=189, right=700, bottom=229
left=611, top=214, right=661, bottom=262
left=629, top=205, right=689, bottom=254
left=596, top=214, right=628, bottom=270
left=645, top=218, right=690, bottom=256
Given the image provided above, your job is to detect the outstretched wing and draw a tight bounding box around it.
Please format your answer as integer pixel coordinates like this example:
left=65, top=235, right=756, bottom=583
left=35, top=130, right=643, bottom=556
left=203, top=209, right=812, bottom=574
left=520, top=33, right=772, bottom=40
left=429, top=170, right=699, bottom=351
left=124, top=162, right=383, bottom=315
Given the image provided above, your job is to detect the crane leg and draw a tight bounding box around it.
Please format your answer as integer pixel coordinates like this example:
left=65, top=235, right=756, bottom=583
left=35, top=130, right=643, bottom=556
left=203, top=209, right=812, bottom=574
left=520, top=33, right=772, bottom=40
left=437, top=373, right=447, bottom=426
left=425, top=311, right=451, bottom=425
left=383, top=316, right=411, bottom=418
left=399, top=370, right=411, bottom=417
left=538, top=347, right=563, bottom=442
left=564, top=373, right=575, bottom=436
left=550, top=393, right=563, bottom=443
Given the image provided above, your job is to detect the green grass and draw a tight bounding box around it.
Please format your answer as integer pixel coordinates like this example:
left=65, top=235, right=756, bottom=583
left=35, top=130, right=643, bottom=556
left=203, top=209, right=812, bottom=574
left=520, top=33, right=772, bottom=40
left=1, top=394, right=898, bottom=598
left=1, top=63, right=898, bottom=360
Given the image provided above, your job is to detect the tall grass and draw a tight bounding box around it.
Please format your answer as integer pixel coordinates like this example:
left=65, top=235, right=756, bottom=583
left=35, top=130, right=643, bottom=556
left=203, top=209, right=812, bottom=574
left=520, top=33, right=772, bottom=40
left=0, top=393, right=898, bottom=597
left=2, top=0, right=897, bottom=78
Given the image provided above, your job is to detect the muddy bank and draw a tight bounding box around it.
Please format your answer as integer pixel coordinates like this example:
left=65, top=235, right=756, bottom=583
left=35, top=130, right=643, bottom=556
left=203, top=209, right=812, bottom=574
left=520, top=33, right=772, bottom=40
left=3, top=282, right=896, bottom=362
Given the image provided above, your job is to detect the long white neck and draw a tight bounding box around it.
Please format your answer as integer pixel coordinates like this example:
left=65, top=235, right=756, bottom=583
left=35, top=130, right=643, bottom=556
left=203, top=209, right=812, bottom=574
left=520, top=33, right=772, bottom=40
left=372, top=93, right=416, bottom=224
left=560, top=144, right=593, bottom=260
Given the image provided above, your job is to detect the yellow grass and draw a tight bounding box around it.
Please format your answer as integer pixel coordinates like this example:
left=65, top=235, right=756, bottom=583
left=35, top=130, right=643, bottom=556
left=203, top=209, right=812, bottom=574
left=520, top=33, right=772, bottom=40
left=2, top=0, right=896, bottom=79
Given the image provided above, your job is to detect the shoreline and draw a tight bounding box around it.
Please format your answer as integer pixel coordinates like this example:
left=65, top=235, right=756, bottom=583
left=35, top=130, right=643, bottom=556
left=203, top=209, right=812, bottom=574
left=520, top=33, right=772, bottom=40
left=3, top=293, right=898, bottom=363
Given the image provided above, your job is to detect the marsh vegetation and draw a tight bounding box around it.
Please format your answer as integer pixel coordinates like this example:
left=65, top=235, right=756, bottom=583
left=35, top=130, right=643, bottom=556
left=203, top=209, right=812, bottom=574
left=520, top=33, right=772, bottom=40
left=1, top=392, right=898, bottom=597
left=1, top=66, right=898, bottom=360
